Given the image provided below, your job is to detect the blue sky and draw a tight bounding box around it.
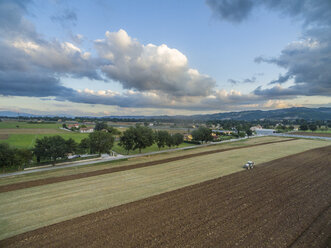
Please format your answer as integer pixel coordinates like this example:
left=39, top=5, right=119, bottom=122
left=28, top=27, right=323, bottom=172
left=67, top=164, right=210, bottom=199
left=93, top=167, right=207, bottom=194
left=0, top=0, right=330, bottom=116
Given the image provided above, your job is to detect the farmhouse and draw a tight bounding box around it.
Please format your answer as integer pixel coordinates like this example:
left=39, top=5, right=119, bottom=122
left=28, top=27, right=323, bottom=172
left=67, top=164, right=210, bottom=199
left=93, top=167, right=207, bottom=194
left=68, top=124, right=79, bottom=129
left=250, top=125, right=262, bottom=131
left=80, top=127, right=94, bottom=133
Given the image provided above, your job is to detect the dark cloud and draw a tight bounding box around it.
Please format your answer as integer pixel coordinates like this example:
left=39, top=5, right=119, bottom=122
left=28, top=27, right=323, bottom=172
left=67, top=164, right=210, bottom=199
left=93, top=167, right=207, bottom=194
left=254, top=32, right=331, bottom=97
left=0, top=71, right=75, bottom=97
left=228, top=76, right=256, bottom=84
left=206, top=0, right=331, bottom=25
left=268, top=74, right=292, bottom=85
left=206, top=0, right=254, bottom=23
left=0, top=0, right=37, bottom=39
left=207, top=0, right=331, bottom=99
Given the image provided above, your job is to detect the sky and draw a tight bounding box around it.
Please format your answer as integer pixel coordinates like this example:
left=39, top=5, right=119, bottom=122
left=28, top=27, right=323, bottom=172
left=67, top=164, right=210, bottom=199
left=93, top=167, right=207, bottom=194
left=0, top=0, right=330, bottom=116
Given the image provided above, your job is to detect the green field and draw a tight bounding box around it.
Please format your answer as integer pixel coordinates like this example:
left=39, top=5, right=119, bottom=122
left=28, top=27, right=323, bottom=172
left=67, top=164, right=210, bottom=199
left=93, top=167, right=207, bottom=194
left=0, top=121, right=62, bottom=129
left=0, top=137, right=329, bottom=240
left=0, top=133, right=89, bottom=148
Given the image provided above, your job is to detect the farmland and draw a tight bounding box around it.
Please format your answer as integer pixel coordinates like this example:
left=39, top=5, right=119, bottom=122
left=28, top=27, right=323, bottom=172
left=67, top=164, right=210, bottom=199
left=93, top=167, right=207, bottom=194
left=291, top=131, right=331, bottom=137
left=0, top=121, right=62, bottom=129
left=0, top=136, right=291, bottom=186
left=0, top=133, right=89, bottom=148
left=1, top=144, right=330, bottom=247
left=0, top=137, right=330, bottom=243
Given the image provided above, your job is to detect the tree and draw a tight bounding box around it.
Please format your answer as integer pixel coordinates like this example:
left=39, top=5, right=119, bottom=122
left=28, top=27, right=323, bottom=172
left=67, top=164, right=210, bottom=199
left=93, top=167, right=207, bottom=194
left=246, top=129, right=253, bottom=137
left=165, top=134, right=174, bottom=148
left=309, top=124, right=317, bottom=131
left=107, top=126, right=121, bottom=135
left=238, top=131, right=246, bottom=138
left=0, top=143, right=15, bottom=171
left=62, top=123, right=67, bottom=129
left=172, top=133, right=184, bottom=147
left=299, top=124, right=308, bottom=131
left=33, top=136, right=67, bottom=163
left=65, top=138, right=78, bottom=154
left=132, top=125, right=154, bottom=153
left=94, top=121, right=108, bottom=131
left=119, top=127, right=135, bottom=154
left=154, top=130, right=169, bottom=150
left=0, top=144, right=32, bottom=171
left=79, top=138, right=90, bottom=154
left=192, top=126, right=212, bottom=143
left=16, top=148, right=33, bottom=168
left=191, top=129, right=203, bottom=143
left=89, top=131, right=114, bottom=154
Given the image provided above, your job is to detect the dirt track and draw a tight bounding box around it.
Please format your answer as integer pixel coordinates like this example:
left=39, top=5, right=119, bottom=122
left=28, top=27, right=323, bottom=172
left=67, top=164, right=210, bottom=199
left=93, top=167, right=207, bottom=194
left=0, top=139, right=296, bottom=193
left=291, top=132, right=331, bottom=138
left=1, top=145, right=330, bottom=248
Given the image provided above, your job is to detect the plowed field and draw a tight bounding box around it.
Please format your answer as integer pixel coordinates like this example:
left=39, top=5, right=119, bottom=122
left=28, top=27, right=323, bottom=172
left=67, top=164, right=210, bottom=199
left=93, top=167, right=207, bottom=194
left=1, top=145, right=330, bottom=248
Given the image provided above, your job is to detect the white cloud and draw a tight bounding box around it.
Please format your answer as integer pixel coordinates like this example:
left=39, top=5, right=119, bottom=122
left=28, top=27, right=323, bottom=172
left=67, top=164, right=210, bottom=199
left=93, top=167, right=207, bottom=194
left=94, top=29, right=216, bottom=97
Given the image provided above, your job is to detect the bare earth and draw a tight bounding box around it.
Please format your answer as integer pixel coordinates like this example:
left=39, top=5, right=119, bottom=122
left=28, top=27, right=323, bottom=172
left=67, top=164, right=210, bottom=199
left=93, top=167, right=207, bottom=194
left=0, top=134, right=9, bottom=140
left=0, top=138, right=295, bottom=193
left=291, top=132, right=331, bottom=138
left=1, top=145, right=330, bottom=248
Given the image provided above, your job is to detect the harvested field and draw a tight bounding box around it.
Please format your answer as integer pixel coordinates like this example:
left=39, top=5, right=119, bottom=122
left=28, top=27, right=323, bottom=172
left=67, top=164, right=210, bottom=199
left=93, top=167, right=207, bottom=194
left=0, top=137, right=293, bottom=187
left=291, top=132, right=331, bottom=138
left=1, top=145, right=330, bottom=248
left=0, top=138, right=296, bottom=193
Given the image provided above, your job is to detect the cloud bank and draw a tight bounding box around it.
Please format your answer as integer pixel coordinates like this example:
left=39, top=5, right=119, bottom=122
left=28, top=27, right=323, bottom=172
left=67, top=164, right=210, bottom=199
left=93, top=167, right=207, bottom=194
left=207, top=0, right=331, bottom=99
left=95, top=29, right=215, bottom=97
left=0, top=0, right=330, bottom=113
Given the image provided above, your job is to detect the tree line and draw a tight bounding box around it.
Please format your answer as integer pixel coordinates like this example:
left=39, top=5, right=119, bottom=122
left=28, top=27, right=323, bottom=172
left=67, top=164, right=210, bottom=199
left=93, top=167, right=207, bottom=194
left=119, top=125, right=184, bottom=154
left=0, top=123, right=186, bottom=171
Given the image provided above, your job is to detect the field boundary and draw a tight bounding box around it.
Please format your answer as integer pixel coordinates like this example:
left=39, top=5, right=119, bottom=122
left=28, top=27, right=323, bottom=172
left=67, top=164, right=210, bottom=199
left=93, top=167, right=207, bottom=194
left=0, top=138, right=296, bottom=193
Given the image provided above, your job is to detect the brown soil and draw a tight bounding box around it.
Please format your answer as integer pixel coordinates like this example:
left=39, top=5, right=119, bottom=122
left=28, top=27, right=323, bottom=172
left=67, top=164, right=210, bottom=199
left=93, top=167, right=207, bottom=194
left=0, top=139, right=296, bottom=193
left=1, top=145, right=330, bottom=248
left=291, top=132, right=331, bottom=138
left=0, top=134, right=9, bottom=140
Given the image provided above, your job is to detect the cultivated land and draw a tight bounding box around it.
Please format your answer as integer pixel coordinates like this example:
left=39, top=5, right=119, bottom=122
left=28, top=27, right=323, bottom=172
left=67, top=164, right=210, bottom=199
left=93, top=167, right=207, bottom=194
left=0, top=129, right=67, bottom=134
left=0, top=137, right=329, bottom=241
left=0, top=121, right=62, bottom=129
left=291, top=131, right=331, bottom=137
left=0, top=137, right=301, bottom=186
left=1, top=145, right=330, bottom=247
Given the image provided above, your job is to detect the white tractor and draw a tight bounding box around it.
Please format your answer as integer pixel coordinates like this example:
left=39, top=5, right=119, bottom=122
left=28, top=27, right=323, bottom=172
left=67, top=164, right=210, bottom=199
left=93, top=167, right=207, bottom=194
left=244, top=161, right=254, bottom=170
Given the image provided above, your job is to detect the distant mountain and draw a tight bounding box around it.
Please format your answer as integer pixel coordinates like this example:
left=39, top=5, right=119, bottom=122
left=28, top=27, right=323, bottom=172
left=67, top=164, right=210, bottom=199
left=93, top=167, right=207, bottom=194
left=0, top=111, right=37, bottom=117
left=0, top=111, right=73, bottom=118
left=0, top=107, right=330, bottom=121
left=190, top=107, right=331, bottom=121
